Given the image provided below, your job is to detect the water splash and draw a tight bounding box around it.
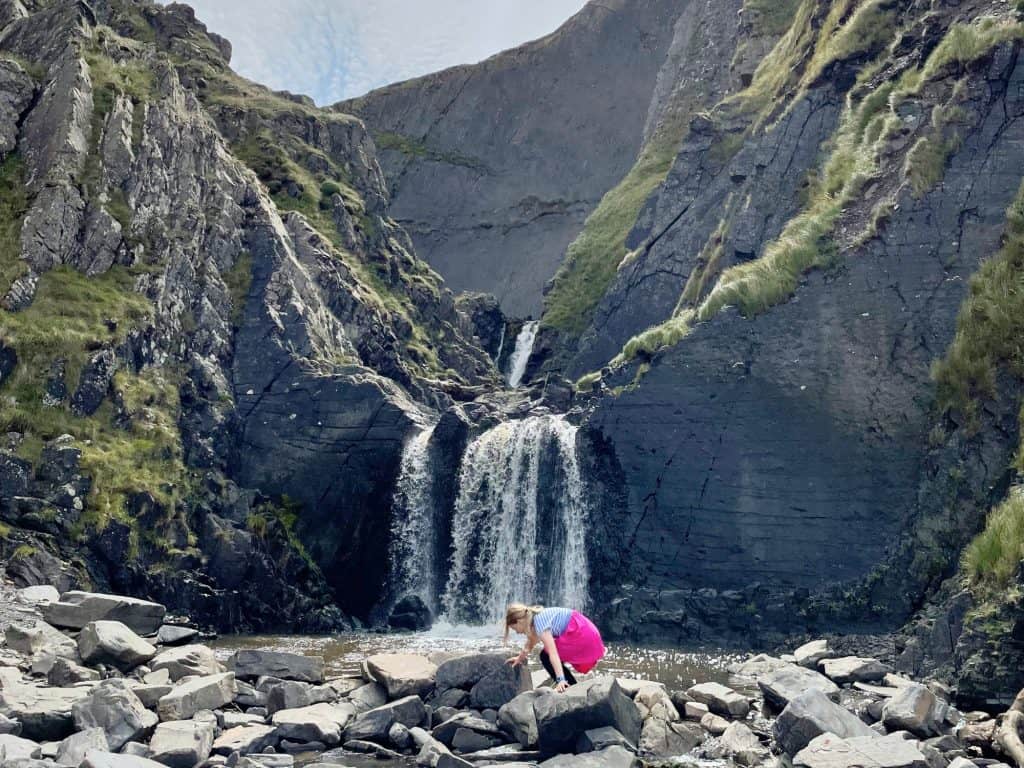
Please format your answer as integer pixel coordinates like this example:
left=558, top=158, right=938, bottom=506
left=507, top=321, right=539, bottom=387
left=440, top=415, right=590, bottom=623
left=388, top=425, right=438, bottom=613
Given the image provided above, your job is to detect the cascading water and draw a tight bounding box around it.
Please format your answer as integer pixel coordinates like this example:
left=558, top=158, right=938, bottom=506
left=507, top=321, right=539, bottom=387
left=387, top=425, right=438, bottom=613
left=440, top=415, right=590, bottom=623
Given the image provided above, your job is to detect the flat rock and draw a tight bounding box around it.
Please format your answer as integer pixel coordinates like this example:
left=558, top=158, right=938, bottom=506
left=538, top=745, right=639, bottom=768
left=130, top=684, right=173, bottom=710
left=265, top=681, right=335, bottom=715
left=460, top=743, right=541, bottom=762
left=700, top=712, right=729, bottom=736
left=433, top=713, right=503, bottom=747
left=793, top=732, right=928, bottom=767
left=148, top=713, right=216, bottom=768
left=452, top=726, right=503, bottom=753
left=576, top=726, right=634, bottom=754
left=212, top=724, right=279, bottom=755
left=5, top=622, right=77, bottom=657
left=149, top=646, right=223, bottom=681
left=366, top=654, right=437, bottom=700
left=794, top=641, right=835, bottom=670
left=229, top=651, right=324, bottom=684
left=82, top=750, right=168, bottom=768
left=54, top=728, right=107, bottom=767
left=0, top=684, right=88, bottom=740
left=685, top=682, right=749, bottom=719
left=728, top=654, right=789, bottom=680
left=157, top=673, right=236, bottom=721
left=773, top=688, right=878, bottom=757
left=533, top=677, right=642, bottom=756
left=0, top=734, right=42, bottom=761
left=819, top=658, right=892, bottom=685
left=47, top=658, right=100, bottom=688
left=759, top=664, right=840, bottom=710
left=154, top=626, right=198, bottom=647
left=43, top=593, right=166, bottom=635
left=346, top=695, right=427, bottom=743
left=78, top=621, right=156, bottom=671
left=271, top=702, right=353, bottom=746
left=436, top=654, right=515, bottom=692
left=17, top=586, right=60, bottom=604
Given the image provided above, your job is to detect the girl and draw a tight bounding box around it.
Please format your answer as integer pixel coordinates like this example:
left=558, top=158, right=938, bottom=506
left=504, top=603, right=606, bottom=692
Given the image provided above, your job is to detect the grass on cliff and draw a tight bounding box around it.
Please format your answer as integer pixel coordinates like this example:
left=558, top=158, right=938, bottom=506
left=374, top=131, right=488, bottom=172
left=744, top=0, right=803, bottom=36
left=963, top=493, right=1024, bottom=592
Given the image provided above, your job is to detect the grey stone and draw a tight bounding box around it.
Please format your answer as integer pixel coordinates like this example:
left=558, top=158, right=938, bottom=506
left=699, top=712, right=729, bottom=736
left=5, top=623, right=76, bottom=657
left=434, top=688, right=469, bottom=709
left=759, top=664, right=840, bottom=710
left=469, top=665, right=531, bottom=711
left=129, top=684, right=173, bottom=710
left=538, top=745, right=640, bottom=768
left=388, top=722, right=413, bottom=750
left=348, top=682, right=387, bottom=712
left=157, top=673, right=236, bottom=721
left=435, top=655, right=517, bottom=692
left=819, top=658, right=893, bottom=686
left=81, top=751, right=169, bottom=768
left=793, top=733, right=928, bottom=768
left=706, top=722, right=767, bottom=765
left=794, top=641, right=835, bottom=670
left=498, top=690, right=551, bottom=748
left=17, top=586, right=60, bottom=605
left=72, top=680, right=158, bottom=752
left=773, top=688, right=878, bottom=757
left=533, top=677, right=641, bottom=756
left=148, top=713, right=217, bottom=768
left=637, top=719, right=702, bottom=758
left=47, top=658, right=100, bottom=687
left=54, top=728, right=109, bottom=767
left=212, top=725, right=279, bottom=756
left=0, top=734, right=42, bottom=762
left=43, top=593, right=166, bottom=635
left=0, top=684, right=88, bottom=740
left=346, top=695, right=426, bottom=743
left=433, top=713, right=503, bottom=747
left=270, top=703, right=354, bottom=746
left=684, top=682, right=749, bottom=719
left=0, top=712, right=22, bottom=735
left=365, top=654, right=437, bottom=700
left=70, top=349, right=116, bottom=416
left=576, top=726, right=634, bottom=753
left=451, top=727, right=502, bottom=753
left=265, top=681, right=334, bottom=716
left=229, top=652, right=324, bottom=684
left=881, top=684, right=943, bottom=738
left=78, top=622, right=156, bottom=671
left=149, top=646, right=224, bottom=681
left=154, top=627, right=198, bottom=647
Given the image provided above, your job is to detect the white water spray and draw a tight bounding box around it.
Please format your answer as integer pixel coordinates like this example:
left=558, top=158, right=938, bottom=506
left=507, top=321, right=539, bottom=387
left=388, top=425, right=437, bottom=612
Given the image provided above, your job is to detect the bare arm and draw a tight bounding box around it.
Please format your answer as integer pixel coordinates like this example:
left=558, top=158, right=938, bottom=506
left=507, top=628, right=539, bottom=666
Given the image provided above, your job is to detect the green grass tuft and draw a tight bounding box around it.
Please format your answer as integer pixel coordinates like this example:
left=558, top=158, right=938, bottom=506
left=374, top=131, right=487, bottom=171
left=963, top=492, right=1024, bottom=591
left=743, top=0, right=803, bottom=36
left=223, top=251, right=253, bottom=327
left=922, top=17, right=1024, bottom=81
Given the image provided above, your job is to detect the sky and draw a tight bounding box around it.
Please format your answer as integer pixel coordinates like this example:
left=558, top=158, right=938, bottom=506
left=172, top=0, right=589, bottom=105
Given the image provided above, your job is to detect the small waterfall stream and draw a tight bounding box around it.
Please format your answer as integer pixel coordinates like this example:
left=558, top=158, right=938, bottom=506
left=507, top=321, right=539, bottom=387
left=388, top=425, right=438, bottom=613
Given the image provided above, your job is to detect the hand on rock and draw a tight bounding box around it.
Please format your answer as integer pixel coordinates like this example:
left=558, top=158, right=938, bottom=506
left=554, top=680, right=570, bottom=693
left=506, top=655, right=523, bottom=667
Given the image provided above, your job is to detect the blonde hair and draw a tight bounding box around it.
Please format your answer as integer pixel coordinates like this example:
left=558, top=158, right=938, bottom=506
left=504, top=603, right=544, bottom=642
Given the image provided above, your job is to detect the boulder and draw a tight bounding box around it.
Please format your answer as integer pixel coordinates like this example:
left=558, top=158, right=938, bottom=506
left=0, top=684, right=88, bottom=740
left=793, top=732, right=928, bottom=768
left=0, top=734, right=42, bottom=761
left=452, top=726, right=503, bottom=752
left=389, top=722, right=413, bottom=750
left=366, top=654, right=437, bottom=700
left=17, top=586, right=60, bottom=604
left=533, top=677, right=642, bottom=756
left=436, top=654, right=520, bottom=692
left=346, top=695, right=427, bottom=743
left=881, top=684, right=943, bottom=738
left=219, top=712, right=265, bottom=729
left=684, top=683, right=749, bottom=719
left=759, top=664, right=840, bottom=710
left=637, top=718, right=703, bottom=757
left=538, top=745, right=639, bottom=768
left=5, top=622, right=76, bottom=657
left=434, top=688, right=469, bottom=709
left=265, top=681, right=334, bottom=715
left=148, top=712, right=216, bottom=768
left=633, top=686, right=678, bottom=721
left=699, top=712, right=729, bottom=736
left=417, top=735, right=452, bottom=767
left=349, top=682, right=387, bottom=712
left=55, top=728, right=111, bottom=767
left=271, top=702, right=354, bottom=746
left=706, top=722, right=767, bottom=765
left=498, top=690, right=551, bottom=748
left=0, top=712, right=21, bottom=735
left=576, top=726, right=635, bottom=753
left=388, top=596, right=432, bottom=631
left=43, top=592, right=166, bottom=635
left=794, top=641, right=834, bottom=670
left=819, top=658, right=892, bottom=685
left=81, top=751, right=167, bottom=768
left=683, top=702, right=707, bottom=720
left=149, top=646, right=223, bottom=681
left=728, top=654, right=790, bottom=679
left=774, top=688, right=878, bottom=756
left=229, top=651, right=324, bottom=684
left=72, top=680, right=158, bottom=751
left=78, top=621, right=156, bottom=671
left=154, top=626, right=198, bottom=647
left=436, top=754, right=474, bottom=768
left=433, top=713, right=504, bottom=747
left=47, top=658, right=100, bottom=687
left=156, top=673, right=236, bottom=721
left=130, top=684, right=174, bottom=710
left=470, top=664, right=531, bottom=710
left=212, top=724, right=279, bottom=755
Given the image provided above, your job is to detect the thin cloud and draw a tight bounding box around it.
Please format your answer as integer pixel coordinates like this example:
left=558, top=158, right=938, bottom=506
left=165, top=0, right=588, bottom=104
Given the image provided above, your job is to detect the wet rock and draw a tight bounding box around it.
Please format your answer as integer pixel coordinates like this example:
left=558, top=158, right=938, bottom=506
left=793, top=732, right=927, bottom=767
left=685, top=682, right=749, bottom=719
left=435, top=654, right=517, bottom=693
left=43, top=592, right=166, bottom=635
left=759, top=664, right=840, bottom=710
left=78, top=621, right=156, bottom=671
left=637, top=718, right=703, bottom=757
left=819, top=658, right=892, bottom=685
left=533, top=677, right=641, bottom=756
left=270, top=703, right=354, bottom=746
left=388, top=596, right=433, bottom=632
left=538, top=745, right=640, bottom=768
left=212, top=725, right=279, bottom=756
left=229, top=651, right=324, bottom=684
left=346, top=695, right=427, bottom=743
left=157, top=673, right=236, bottom=721
left=881, top=684, right=943, bottom=738
left=576, top=726, right=635, bottom=754
left=365, top=654, right=437, bottom=700
left=72, top=679, right=158, bottom=751
left=773, top=688, right=878, bottom=757
left=498, top=690, right=551, bottom=748
left=149, top=646, right=224, bottom=681
left=795, top=640, right=835, bottom=670
left=155, top=626, right=198, bottom=647
left=54, top=728, right=109, bottom=767
left=149, top=712, right=216, bottom=768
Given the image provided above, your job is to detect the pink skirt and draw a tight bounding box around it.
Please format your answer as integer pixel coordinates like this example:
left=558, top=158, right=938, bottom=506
left=553, top=611, right=606, bottom=674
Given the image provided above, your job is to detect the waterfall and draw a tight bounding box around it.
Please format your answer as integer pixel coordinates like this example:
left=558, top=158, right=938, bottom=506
left=507, top=321, right=539, bottom=387
left=494, top=324, right=506, bottom=365
left=388, top=425, right=438, bottom=613
left=440, top=415, right=590, bottom=623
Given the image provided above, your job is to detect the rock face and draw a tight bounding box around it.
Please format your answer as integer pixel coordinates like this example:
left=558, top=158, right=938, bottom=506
left=773, top=689, right=877, bottom=757
left=229, top=651, right=324, bottom=684
left=533, top=678, right=641, bottom=756
left=365, top=654, right=436, bottom=700
left=338, top=0, right=692, bottom=317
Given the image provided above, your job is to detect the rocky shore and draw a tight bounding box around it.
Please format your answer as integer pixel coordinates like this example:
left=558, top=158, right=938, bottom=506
left=1, top=584, right=1021, bottom=768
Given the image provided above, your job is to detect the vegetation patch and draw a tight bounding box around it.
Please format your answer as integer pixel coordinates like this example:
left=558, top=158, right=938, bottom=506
left=223, top=251, right=253, bottom=327
left=963, top=492, right=1024, bottom=592
left=375, top=131, right=489, bottom=172
left=744, top=0, right=803, bottom=36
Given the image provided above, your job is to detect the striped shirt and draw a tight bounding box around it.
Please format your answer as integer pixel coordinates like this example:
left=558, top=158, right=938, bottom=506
left=532, top=607, right=573, bottom=638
